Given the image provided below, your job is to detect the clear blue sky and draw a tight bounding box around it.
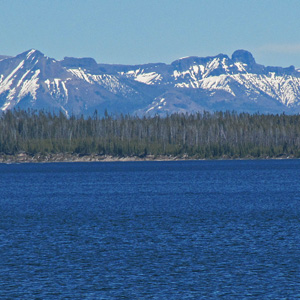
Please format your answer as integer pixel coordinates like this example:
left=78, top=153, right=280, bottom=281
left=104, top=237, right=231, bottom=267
left=1, top=0, right=300, bottom=67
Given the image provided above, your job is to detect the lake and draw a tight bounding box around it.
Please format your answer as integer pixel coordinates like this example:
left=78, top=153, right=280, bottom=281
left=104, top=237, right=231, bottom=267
left=0, top=160, right=299, bottom=299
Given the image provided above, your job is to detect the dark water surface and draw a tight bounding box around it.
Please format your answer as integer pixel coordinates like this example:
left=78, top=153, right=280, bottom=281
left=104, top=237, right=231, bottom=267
left=0, top=160, right=299, bottom=299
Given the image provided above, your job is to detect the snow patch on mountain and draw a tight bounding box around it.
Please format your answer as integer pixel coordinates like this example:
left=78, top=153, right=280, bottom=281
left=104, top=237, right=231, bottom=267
left=234, top=62, right=247, bottom=73
left=135, top=72, right=162, bottom=85
left=203, top=58, right=221, bottom=77
left=68, top=68, right=92, bottom=83
left=199, top=75, right=236, bottom=96
left=44, top=78, right=69, bottom=102
left=67, top=68, right=135, bottom=95
left=17, top=70, right=31, bottom=87
left=18, top=69, right=40, bottom=100
left=228, top=73, right=300, bottom=106
left=26, top=49, right=36, bottom=59
left=146, top=97, right=167, bottom=113
left=124, top=69, right=162, bottom=85
left=0, top=60, right=24, bottom=94
left=61, top=81, right=68, bottom=98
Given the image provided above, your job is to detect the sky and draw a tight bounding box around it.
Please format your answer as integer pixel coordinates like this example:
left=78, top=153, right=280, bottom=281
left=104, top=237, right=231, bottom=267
left=1, top=0, right=300, bottom=67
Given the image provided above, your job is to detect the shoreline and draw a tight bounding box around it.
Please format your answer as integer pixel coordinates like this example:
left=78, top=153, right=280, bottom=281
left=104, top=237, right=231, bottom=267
left=0, top=153, right=296, bottom=163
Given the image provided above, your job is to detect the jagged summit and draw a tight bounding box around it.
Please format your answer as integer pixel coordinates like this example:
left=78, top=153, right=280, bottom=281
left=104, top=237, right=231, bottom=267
left=18, top=49, right=46, bottom=60
left=1, top=49, right=300, bottom=116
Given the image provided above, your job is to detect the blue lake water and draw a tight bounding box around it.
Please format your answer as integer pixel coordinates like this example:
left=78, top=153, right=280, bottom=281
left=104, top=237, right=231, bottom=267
left=0, top=160, right=299, bottom=299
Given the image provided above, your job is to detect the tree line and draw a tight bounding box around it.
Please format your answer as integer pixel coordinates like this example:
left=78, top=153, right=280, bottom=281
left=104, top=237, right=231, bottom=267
left=0, top=109, right=299, bottom=158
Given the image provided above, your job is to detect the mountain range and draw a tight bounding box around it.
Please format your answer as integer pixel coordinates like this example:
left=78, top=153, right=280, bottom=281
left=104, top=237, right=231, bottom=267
left=1, top=49, right=300, bottom=116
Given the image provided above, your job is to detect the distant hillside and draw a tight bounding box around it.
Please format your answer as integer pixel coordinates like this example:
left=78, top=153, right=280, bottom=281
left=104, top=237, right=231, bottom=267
left=0, top=55, right=12, bottom=61
left=1, top=49, right=300, bottom=116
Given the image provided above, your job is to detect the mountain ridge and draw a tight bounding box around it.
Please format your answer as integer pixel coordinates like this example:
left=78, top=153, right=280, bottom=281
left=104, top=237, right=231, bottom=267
left=1, top=49, right=300, bottom=116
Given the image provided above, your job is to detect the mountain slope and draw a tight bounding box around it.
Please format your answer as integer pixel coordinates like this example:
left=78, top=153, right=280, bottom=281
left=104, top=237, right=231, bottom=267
left=0, top=49, right=300, bottom=116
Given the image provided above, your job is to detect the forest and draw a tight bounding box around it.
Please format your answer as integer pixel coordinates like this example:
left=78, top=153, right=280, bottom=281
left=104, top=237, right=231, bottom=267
left=0, top=109, right=299, bottom=159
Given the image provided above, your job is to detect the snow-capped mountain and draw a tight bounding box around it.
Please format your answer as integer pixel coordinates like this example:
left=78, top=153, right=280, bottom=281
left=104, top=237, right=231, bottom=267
left=1, top=49, right=300, bottom=116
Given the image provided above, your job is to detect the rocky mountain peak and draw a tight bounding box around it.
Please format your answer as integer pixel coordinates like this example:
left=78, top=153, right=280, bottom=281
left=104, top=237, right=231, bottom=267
left=61, top=57, right=98, bottom=69
left=231, top=49, right=256, bottom=65
left=20, top=49, right=46, bottom=60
